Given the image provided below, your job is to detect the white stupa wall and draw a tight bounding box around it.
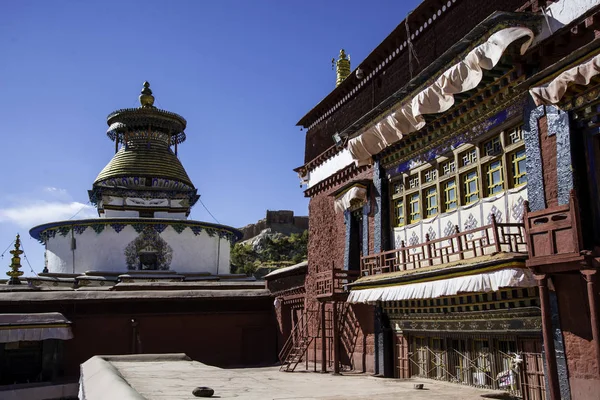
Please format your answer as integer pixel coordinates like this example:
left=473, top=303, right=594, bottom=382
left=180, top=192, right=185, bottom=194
left=154, top=212, right=187, bottom=219
left=103, top=210, right=139, bottom=218
left=44, top=224, right=233, bottom=275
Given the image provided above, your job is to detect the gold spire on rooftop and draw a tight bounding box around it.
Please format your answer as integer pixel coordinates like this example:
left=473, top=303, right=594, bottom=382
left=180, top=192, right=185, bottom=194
left=332, top=49, right=351, bottom=87
left=139, top=81, right=155, bottom=108
left=6, top=234, right=24, bottom=285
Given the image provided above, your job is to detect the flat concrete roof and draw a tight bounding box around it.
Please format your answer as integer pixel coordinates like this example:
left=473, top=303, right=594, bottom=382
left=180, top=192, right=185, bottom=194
left=80, top=354, right=513, bottom=400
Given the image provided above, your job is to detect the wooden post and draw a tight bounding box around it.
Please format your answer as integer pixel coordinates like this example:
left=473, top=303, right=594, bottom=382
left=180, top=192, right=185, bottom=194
left=490, top=213, right=501, bottom=252
left=332, top=301, right=340, bottom=375
left=321, top=302, right=327, bottom=373
left=582, top=270, right=600, bottom=375
left=535, top=274, right=561, bottom=400
left=400, top=241, right=406, bottom=271
left=455, top=226, right=464, bottom=260
left=425, top=234, right=433, bottom=266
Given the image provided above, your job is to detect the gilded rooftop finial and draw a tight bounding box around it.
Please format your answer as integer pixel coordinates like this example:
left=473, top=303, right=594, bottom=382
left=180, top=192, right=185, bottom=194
left=332, top=49, right=351, bottom=87
left=6, top=234, right=24, bottom=285
left=139, top=81, right=155, bottom=108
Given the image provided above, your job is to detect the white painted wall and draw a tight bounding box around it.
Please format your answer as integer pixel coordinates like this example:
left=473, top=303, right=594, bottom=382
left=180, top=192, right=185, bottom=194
left=534, top=0, right=600, bottom=45
left=306, top=149, right=354, bottom=188
left=392, top=185, right=527, bottom=250
left=154, top=212, right=187, bottom=219
left=45, top=223, right=234, bottom=275
left=103, top=210, right=139, bottom=218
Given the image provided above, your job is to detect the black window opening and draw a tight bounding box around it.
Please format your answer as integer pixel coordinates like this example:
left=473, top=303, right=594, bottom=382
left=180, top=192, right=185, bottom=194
left=139, top=251, right=158, bottom=270
left=348, top=210, right=363, bottom=271
left=0, top=340, right=64, bottom=385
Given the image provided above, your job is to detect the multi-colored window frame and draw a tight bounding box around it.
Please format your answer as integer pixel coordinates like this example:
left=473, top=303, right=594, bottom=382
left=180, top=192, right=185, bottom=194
left=424, top=186, right=438, bottom=218
left=443, top=179, right=458, bottom=212
left=462, top=169, right=479, bottom=204
left=388, top=123, right=526, bottom=230
left=510, top=148, right=527, bottom=187
left=485, top=159, right=504, bottom=196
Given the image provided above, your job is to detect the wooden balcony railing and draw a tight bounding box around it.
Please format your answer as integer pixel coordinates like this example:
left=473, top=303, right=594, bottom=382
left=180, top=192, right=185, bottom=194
left=523, top=192, right=584, bottom=267
left=315, top=269, right=360, bottom=298
left=361, top=215, right=527, bottom=276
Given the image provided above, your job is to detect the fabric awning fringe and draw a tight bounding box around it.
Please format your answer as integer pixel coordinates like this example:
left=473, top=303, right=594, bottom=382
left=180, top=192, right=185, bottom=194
left=530, top=53, right=600, bottom=106
left=334, top=187, right=367, bottom=213
left=347, top=27, right=535, bottom=166
left=347, top=267, right=537, bottom=304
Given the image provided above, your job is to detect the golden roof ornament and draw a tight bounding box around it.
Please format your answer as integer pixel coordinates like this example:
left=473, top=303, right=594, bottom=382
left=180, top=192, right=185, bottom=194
left=332, top=49, right=351, bottom=87
left=139, top=81, right=155, bottom=108
left=6, top=234, right=24, bottom=285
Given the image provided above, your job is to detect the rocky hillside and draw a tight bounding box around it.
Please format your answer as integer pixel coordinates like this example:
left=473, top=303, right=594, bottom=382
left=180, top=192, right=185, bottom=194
left=230, top=229, right=308, bottom=276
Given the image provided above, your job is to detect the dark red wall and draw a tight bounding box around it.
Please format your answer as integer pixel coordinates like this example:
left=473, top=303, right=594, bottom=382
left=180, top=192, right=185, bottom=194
left=304, top=166, right=376, bottom=372
left=303, top=0, right=533, bottom=164
left=554, top=273, right=600, bottom=398
left=6, top=296, right=277, bottom=380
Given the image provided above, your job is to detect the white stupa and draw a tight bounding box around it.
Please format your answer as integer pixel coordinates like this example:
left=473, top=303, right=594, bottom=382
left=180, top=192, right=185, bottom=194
left=29, top=82, right=241, bottom=280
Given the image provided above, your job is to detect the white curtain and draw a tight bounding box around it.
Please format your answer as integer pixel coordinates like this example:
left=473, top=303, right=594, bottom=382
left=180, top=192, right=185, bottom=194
left=530, top=53, right=600, bottom=106
left=347, top=267, right=536, bottom=304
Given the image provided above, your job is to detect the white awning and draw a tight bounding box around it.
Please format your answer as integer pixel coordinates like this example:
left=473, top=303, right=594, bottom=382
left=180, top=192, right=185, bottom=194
left=530, top=53, right=600, bottom=106
left=347, top=27, right=535, bottom=166
left=0, top=312, right=74, bottom=343
left=334, top=186, right=367, bottom=213
left=347, top=267, right=537, bottom=304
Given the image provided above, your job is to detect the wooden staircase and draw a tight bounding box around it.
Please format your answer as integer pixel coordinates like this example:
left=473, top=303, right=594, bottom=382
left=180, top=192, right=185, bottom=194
left=279, top=310, right=316, bottom=372
left=338, top=303, right=361, bottom=370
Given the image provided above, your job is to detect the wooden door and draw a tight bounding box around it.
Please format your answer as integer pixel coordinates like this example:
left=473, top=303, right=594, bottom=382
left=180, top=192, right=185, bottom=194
left=519, top=338, right=546, bottom=400
left=394, top=333, right=410, bottom=378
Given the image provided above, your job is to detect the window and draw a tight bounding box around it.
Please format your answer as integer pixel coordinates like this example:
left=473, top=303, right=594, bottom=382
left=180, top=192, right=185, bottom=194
left=462, top=169, right=479, bottom=204
left=443, top=179, right=457, bottom=211
left=393, top=181, right=404, bottom=195
left=483, top=136, right=502, bottom=156
left=461, top=149, right=477, bottom=167
left=409, top=193, right=420, bottom=223
left=485, top=159, right=504, bottom=195
left=387, top=123, right=526, bottom=230
left=409, top=174, right=419, bottom=189
left=508, top=125, right=523, bottom=144
left=442, top=160, right=456, bottom=176
left=424, top=186, right=438, bottom=217
left=424, top=168, right=437, bottom=183
left=511, top=148, right=527, bottom=187
left=394, top=199, right=405, bottom=227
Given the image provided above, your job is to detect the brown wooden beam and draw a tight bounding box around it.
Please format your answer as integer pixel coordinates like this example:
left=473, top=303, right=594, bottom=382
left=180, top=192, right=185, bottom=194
left=332, top=301, right=340, bottom=375
left=321, top=302, right=327, bottom=373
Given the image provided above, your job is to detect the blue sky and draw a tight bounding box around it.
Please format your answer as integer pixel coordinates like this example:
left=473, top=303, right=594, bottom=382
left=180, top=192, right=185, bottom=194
left=0, top=0, right=421, bottom=273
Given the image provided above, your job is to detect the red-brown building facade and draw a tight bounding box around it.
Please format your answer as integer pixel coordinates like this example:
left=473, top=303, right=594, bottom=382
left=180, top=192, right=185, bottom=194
left=276, top=1, right=600, bottom=399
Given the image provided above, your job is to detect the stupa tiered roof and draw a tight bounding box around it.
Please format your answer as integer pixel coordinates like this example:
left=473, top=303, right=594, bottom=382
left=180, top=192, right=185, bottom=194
left=89, top=82, right=199, bottom=212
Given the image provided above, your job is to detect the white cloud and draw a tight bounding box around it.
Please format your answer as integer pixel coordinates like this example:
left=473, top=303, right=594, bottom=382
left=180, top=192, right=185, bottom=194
left=0, top=201, right=97, bottom=228
left=0, top=187, right=97, bottom=229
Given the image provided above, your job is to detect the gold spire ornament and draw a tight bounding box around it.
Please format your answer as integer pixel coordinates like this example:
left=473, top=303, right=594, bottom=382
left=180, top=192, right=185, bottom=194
left=139, top=81, right=155, bottom=108
left=6, top=234, right=24, bottom=285
left=332, top=49, right=351, bottom=87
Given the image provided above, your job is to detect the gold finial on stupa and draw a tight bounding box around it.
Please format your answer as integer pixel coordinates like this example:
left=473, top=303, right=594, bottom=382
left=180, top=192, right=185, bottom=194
left=332, top=49, right=351, bottom=87
left=139, top=81, right=155, bottom=108
left=6, top=234, right=24, bottom=285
